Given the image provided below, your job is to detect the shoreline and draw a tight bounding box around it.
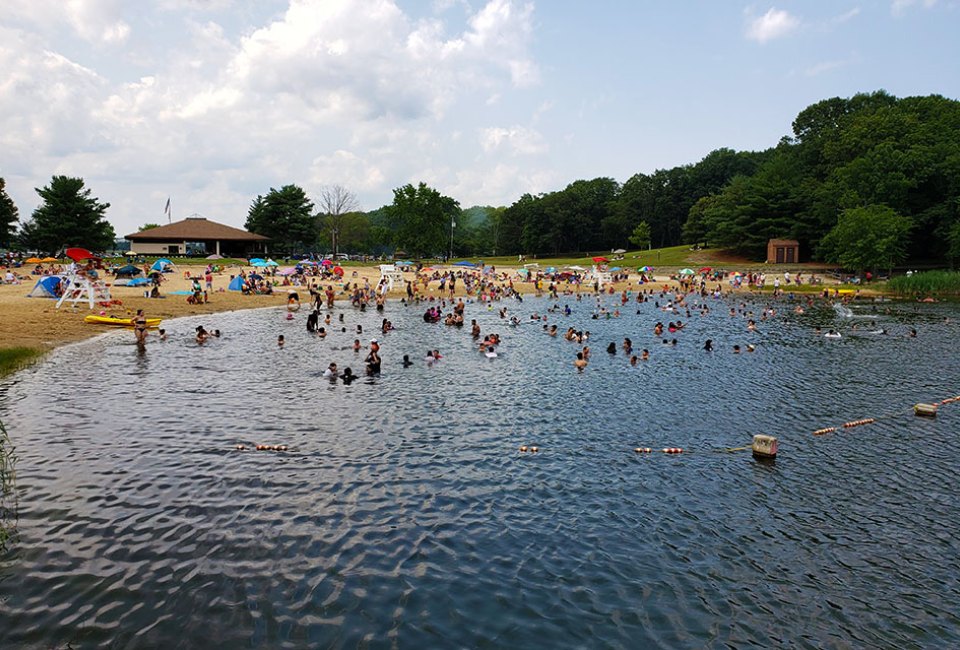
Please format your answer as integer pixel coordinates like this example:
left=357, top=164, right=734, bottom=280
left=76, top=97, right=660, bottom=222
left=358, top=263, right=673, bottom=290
left=0, top=264, right=867, bottom=369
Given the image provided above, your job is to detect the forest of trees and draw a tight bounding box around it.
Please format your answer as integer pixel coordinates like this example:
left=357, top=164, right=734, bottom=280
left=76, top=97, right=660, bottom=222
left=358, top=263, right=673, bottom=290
left=2, top=91, right=958, bottom=267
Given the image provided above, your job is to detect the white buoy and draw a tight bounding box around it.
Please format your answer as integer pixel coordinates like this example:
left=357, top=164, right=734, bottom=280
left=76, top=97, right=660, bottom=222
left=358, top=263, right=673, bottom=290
left=751, top=434, right=778, bottom=459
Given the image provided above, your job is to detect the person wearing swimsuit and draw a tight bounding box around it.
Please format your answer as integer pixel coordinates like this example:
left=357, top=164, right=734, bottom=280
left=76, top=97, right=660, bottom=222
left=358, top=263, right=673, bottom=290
left=133, top=309, right=148, bottom=345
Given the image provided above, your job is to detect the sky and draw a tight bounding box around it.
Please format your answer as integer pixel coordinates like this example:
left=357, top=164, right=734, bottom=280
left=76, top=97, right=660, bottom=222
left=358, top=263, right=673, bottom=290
left=1, top=0, right=958, bottom=238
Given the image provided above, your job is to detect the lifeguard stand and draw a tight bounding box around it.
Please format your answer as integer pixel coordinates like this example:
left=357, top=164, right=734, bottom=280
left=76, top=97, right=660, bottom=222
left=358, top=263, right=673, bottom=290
left=378, top=264, right=404, bottom=292
left=56, top=274, right=112, bottom=309
left=588, top=265, right=612, bottom=289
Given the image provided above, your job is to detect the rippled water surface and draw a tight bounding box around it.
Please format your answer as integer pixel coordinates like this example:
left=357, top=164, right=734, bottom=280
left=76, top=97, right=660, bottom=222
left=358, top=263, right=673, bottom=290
left=2, top=294, right=959, bottom=648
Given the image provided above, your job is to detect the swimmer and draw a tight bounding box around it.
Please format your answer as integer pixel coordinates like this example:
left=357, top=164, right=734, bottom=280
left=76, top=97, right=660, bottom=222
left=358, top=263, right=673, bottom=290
left=574, top=351, right=588, bottom=371
left=629, top=355, right=638, bottom=366
left=278, top=335, right=285, bottom=348
left=196, top=325, right=209, bottom=344
left=485, top=346, right=498, bottom=358
left=213, top=330, right=221, bottom=338
left=157, top=328, right=167, bottom=341
left=318, top=327, right=327, bottom=339
left=607, top=342, right=616, bottom=354
left=402, top=354, right=413, bottom=368
left=341, top=367, right=356, bottom=384
left=733, top=344, right=740, bottom=353
left=703, top=339, right=713, bottom=352
left=353, top=339, right=361, bottom=351
left=323, top=362, right=339, bottom=378
left=824, top=329, right=842, bottom=339
left=641, top=349, right=649, bottom=361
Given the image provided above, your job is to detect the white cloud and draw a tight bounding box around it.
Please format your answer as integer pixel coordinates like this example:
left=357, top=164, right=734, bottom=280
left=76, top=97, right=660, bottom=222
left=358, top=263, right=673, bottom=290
left=479, top=126, right=548, bottom=155
left=829, top=7, right=861, bottom=25
left=892, top=0, right=937, bottom=15
left=7, top=0, right=131, bottom=44
left=745, top=7, right=800, bottom=43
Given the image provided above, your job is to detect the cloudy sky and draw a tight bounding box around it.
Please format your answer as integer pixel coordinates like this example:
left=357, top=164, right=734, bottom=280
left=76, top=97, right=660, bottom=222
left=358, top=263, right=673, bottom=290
left=1, top=0, right=957, bottom=237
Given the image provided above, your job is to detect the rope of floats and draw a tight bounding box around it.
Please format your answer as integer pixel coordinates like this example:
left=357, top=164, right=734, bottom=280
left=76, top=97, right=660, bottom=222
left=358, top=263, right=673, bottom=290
left=234, top=395, right=958, bottom=459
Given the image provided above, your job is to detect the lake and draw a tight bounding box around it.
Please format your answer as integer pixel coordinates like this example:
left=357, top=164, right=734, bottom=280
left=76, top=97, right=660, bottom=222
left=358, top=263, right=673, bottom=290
left=1, top=292, right=959, bottom=648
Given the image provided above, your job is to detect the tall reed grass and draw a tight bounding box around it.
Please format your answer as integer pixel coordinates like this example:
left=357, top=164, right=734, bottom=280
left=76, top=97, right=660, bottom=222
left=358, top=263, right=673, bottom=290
left=0, top=347, right=43, bottom=378
left=886, top=271, right=960, bottom=297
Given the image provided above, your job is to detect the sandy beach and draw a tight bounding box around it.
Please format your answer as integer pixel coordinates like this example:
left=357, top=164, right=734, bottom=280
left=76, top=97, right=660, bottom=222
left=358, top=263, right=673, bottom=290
left=0, top=264, right=678, bottom=352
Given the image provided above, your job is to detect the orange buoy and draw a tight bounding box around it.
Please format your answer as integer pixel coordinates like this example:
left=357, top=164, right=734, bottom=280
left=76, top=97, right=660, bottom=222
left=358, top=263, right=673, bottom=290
left=634, top=447, right=653, bottom=453
left=812, top=427, right=836, bottom=436
left=662, top=447, right=683, bottom=454
left=519, top=446, right=528, bottom=452
left=236, top=444, right=247, bottom=450
left=530, top=446, right=539, bottom=453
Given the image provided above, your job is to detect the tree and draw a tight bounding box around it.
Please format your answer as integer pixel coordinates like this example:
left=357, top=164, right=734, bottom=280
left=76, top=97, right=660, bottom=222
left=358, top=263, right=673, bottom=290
left=385, top=183, right=460, bottom=258
left=138, top=223, right=161, bottom=232
left=18, top=175, right=114, bottom=253
left=317, top=185, right=360, bottom=256
left=244, top=185, right=316, bottom=254
left=0, top=178, right=18, bottom=249
left=628, top=221, right=651, bottom=249
left=818, top=204, right=912, bottom=274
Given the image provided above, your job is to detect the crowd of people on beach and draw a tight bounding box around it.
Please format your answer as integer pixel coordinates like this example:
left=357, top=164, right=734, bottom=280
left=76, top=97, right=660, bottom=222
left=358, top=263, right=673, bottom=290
left=130, top=264, right=926, bottom=386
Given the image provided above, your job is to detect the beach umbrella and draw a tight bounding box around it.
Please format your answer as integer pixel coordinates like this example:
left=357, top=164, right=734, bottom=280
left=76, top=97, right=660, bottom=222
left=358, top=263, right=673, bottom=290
left=546, top=266, right=556, bottom=273
left=319, top=259, right=332, bottom=266
left=567, top=265, right=586, bottom=271
left=395, top=260, right=411, bottom=266
left=609, top=266, right=622, bottom=271
left=41, top=257, right=60, bottom=262
left=279, top=267, right=298, bottom=275
left=206, top=254, right=223, bottom=260
left=25, top=257, right=43, bottom=263
left=265, top=259, right=279, bottom=267
left=124, top=251, right=138, bottom=257
left=679, top=268, right=695, bottom=275
left=592, top=256, right=609, bottom=263
left=638, top=265, right=653, bottom=272
left=516, top=268, right=529, bottom=277
left=248, top=273, right=263, bottom=281
left=332, top=266, right=344, bottom=276
left=613, top=249, right=626, bottom=254
left=65, top=247, right=99, bottom=262
left=698, top=267, right=712, bottom=273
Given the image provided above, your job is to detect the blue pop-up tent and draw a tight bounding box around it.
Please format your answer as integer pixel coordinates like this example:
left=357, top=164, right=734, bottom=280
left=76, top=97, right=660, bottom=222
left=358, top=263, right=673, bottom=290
left=228, top=276, right=246, bottom=291
left=27, top=276, right=63, bottom=298
left=151, top=258, right=174, bottom=272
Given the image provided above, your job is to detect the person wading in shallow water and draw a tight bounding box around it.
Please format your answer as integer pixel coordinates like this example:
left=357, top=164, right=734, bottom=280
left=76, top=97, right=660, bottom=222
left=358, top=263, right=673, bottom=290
left=132, top=309, right=148, bottom=346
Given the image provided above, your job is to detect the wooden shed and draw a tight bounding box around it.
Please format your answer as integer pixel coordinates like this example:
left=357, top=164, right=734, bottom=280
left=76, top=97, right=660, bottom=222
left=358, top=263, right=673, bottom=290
left=766, top=239, right=799, bottom=264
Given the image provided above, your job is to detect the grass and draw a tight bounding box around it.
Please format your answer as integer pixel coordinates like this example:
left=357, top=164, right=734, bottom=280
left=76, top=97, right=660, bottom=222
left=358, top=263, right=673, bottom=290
left=453, top=245, right=730, bottom=269
left=0, top=347, right=44, bottom=379
left=885, top=271, right=960, bottom=297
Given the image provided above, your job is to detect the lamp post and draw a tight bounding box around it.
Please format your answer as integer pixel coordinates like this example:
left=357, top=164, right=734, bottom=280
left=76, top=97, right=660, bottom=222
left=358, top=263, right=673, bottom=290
left=449, top=215, right=456, bottom=261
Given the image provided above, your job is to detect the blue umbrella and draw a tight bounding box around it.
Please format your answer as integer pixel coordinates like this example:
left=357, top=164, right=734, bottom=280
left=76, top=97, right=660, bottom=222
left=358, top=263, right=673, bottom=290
left=453, top=260, right=476, bottom=267
left=609, top=266, right=621, bottom=271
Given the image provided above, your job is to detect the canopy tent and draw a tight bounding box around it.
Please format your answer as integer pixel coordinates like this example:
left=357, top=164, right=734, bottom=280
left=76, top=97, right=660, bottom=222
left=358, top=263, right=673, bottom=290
left=151, top=258, right=175, bottom=272
left=27, top=275, right=63, bottom=298
left=228, top=276, right=246, bottom=291
left=453, top=260, right=477, bottom=267
left=114, top=264, right=142, bottom=277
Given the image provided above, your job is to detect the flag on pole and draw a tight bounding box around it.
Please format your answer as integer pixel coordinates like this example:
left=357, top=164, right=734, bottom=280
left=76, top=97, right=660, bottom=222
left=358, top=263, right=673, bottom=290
left=164, top=197, right=171, bottom=223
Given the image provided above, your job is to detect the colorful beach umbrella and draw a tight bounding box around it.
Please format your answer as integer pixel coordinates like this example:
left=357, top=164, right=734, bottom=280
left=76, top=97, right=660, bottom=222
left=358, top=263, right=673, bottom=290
left=592, top=256, right=609, bottom=263
left=41, top=257, right=59, bottom=263
left=25, top=257, right=43, bottom=263
left=679, top=268, right=695, bottom=275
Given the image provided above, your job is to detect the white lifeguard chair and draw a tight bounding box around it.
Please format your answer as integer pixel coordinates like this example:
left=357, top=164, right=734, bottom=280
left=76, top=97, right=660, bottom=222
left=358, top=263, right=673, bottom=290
left=588, top=265, right=612, bottom=289
left=56, top=273, right=112, bottom=309
left=379, top=264, right=404, bottom=292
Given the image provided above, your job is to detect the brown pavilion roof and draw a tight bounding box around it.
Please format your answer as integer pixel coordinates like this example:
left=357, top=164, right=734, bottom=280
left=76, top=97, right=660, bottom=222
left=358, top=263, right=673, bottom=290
left=125, top=217, right=269, bottom=241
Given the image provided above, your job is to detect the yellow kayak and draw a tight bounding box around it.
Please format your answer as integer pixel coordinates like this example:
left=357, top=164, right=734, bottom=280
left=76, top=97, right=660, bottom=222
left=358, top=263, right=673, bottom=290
left=84, top=315, right=162, bottom=328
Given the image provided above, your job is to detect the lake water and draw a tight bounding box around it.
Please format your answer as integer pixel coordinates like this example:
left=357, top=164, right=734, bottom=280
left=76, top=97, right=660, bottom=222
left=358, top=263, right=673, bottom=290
left=1, top=293, right=959, bottom=648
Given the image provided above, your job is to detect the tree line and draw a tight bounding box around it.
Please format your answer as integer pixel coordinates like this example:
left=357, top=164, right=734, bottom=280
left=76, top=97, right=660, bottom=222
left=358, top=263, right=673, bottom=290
left=2, top=91, right=957, bottom=270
